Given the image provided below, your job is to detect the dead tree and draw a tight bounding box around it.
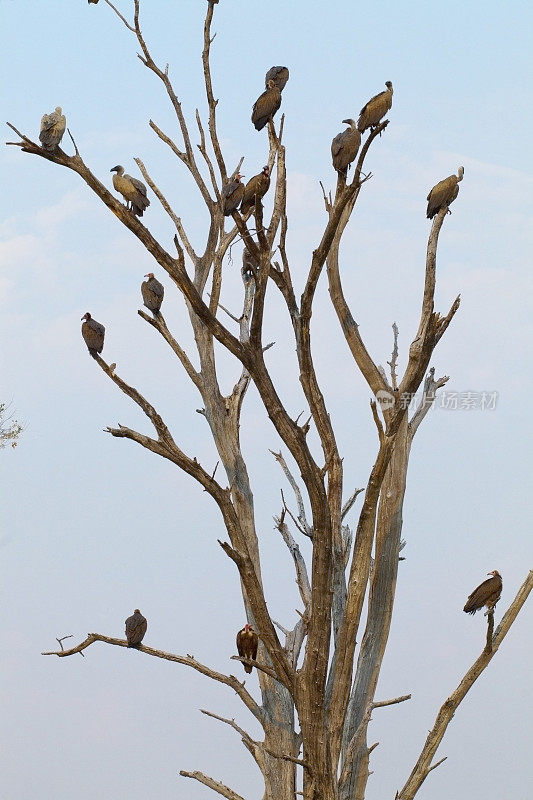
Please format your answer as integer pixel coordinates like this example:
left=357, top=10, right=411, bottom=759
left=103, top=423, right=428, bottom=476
left=8, top=2, right=531, bottom=799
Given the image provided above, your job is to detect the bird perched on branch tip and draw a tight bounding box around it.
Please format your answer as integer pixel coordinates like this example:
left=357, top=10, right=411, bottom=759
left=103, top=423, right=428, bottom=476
left=463, top=571, right=502, bottom=615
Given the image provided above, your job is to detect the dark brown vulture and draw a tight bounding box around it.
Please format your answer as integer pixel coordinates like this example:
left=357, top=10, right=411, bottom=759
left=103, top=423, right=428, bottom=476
left=426, top=167, right=464, bottom=219
left=88, top=0, right=99, bottom=4
left=81, top=313, right=105, bottom=357
left=251, top=80, right=281, bottom=131
left=240, top=166, right=271, bottom=215
left=265, top=66, right=289, bottom=92
left=357, top=81, right=393, bottom=133
left=331, top=119, right=361, bottom=175
left=222, top=173, right=245, bottom=216
left=141, top=272, right=164, bottom=314
left=463, top=571, right=502, bottom=615
left=236, top=623, right=258, bottom=673
left=39, top=107, right=66, bottom=150
left=110, top=165, right=150, bottom=217
left=242, top=248, right=257, bottom=282
left=125, top=609, right=147, bottom=647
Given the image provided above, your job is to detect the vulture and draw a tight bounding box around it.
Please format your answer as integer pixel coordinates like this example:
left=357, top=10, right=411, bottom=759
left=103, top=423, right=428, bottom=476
left=88, top=0, right=99, bottom=4
left=240, top=166, right=271, bottom=215
left=265, top=66, right=289, bottom=92
left=222, top=173, right=245, bottom=216
left=357, top=81, right=393, bottom=133
left=110, top=165, right=150, bottom=217
left=331, top=119, right=361, bottom=175
left=39, top=107, right=66, bottom=150
left=426, top=167, right=464, bottom=219
left=242, top=248, right=257, bottom=282
left=251, top=80, right=281, bottom=131
left=141, top=272, right=164, bottom=314
left=464, top=571, right=502, bottom=615
left=125, top=609, right=147, bottom=647
left=81, top=313, right=105, bottom=357
left=236, top=624, right=258, bottom=673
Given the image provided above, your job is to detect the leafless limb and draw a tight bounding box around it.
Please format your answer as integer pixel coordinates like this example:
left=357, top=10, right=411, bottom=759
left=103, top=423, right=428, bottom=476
left=230, top=655, right=280, bottom=682
left=274, top=510, right=312, bottom=608
left=408, top=367, right=449, bottom=442
left=137, top=309, right=201, bottom=390
left=200, top=709, right=256, bottom=746
left=388, top=322, right=399, bottom=390
left=341, top=487, right=365, bottom=521
left=179, top=770, right=245, bottom=800
left=372, top=694, right=411, bottom=709
left=101, top=0, right=135, bottom=32
left=270, top=450, right=313, bottom=538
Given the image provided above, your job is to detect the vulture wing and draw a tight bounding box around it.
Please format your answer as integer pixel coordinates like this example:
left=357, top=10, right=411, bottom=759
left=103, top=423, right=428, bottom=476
left=463, top=574, right=502, bottom=614
left=251, top=84, right=281, bottom=131
left=125, top=610, right=147, bottom=646
left=81, top=318, right=105, bottom=356
left=357, top=87, right=392, bottom=133
left=142, top=277, right=164, bottom=313
left=240, top=171, right=270, bottom=215
left=426, top=175, right=459, bottom=219
left=222, top=179, right=244, bottom=215
left=236, top=627, right=258, bottom=673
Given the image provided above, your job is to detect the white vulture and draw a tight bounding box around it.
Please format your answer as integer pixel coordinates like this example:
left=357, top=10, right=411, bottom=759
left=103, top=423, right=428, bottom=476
left=357, top=82, right=393, bottom=133
left=39, top=107, right=66, bottom=150
left=426, top=167, right=464, bottom=219
left=110, top=166, right=150, bottom=217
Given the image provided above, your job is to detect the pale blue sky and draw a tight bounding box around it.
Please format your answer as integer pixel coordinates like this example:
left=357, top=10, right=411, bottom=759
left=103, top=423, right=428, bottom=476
left=1, top=1, right=532, bottom=799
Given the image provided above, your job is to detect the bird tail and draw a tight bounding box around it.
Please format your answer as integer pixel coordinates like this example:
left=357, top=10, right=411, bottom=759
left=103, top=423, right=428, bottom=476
left=463, top=602, right=477, bottom=614
left=244, top=662, right=252, bottom=674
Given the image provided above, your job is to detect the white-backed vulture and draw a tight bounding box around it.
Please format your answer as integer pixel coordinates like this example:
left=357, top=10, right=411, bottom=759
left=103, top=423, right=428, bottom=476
left=81, top=313, right=105, bottom=357
left=426, top=167, right=464, bottom=219
left=252, top=80, right=281, bottom=131
left=331, top=119, right=361, bottom=174
left=464, top=571, right=502, bottom=615
left=125, top=609, right=147, bottom=647
left=39, top=107, right=66, bottom=150
left=240, top=166, right=271, bottom=215
left=222, top=174, right=245, bottom=215
left=357, top=81, right=393, bottom=133
left=141, top=273, right=164, bottom=314
left=110, top=165, right=150, bottom=217
left=236, top=623, right=258, bottom=673
left=265, top=66, right=289, bottom=92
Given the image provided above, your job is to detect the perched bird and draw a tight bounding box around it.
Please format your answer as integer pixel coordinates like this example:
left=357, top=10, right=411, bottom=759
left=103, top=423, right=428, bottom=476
left=39, top=107, right=66, bottom=150
left=252, top=80, right=281, bottom=131
left=222, top=173, right=245, bottom=216
left=426, top=167, right=464, bottom=219
left=236, top=623, right=258, bottom=673
left=125, top=609, right=147, bottom=647
left=242, top=248, right=257, bottom=282
left=464, top=571, right=502, bottom=615
left=331, top=119, right=361, bottom=175
left=357, top=81, right=393, bottom=133
left=88, top=0, right=99, bottom=4
left=81, top=313, right=105, bottom=357
left=265, top=66, right=289, bottom=92
left=110, top=165, right=150, bottom=217
left=141, top=272, right=164, bottom=314
left=240, top=166, right=271, bottom=215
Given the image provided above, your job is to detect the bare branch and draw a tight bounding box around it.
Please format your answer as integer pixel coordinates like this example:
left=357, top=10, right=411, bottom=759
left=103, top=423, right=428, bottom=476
left=270, top=450, right=313, bottom=538
left=388, top=322, right=399, bottom=391
left=341, top=487, right=365, bottom=521
left=408, top=368, right=449, bottom=442
left=137, top=309, right=201, bottom=389
left=274, top=512, right=312, bottom=608
left=230, top=655, right=280, bottom=681
left=101, top=0, right=135, bottom=32
left=200, top=709, right=256, bottom=746
left=179, top=770, right=245, bottom=800
left=372, top=694, right=411, bottom=709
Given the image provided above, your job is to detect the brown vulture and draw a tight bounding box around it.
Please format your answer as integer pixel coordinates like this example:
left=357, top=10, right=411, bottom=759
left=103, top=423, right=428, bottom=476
left=251, top=80, right=281, bottom=131
left=81, top=313, right=105, bottom=357
left=265, top=66, right=289, bottom=92
left=242, top=248, right=257, bottom=282
left=331, top=119, right=361, bottom=175
left=240, top=166, right=271, bottom=215
left=39, top=107, right=66, bottom=150
left=88, top=0, right=99, bottom=4
left=222, top=173, right=245, bottom=216
left=125, top=609, right=147, bottom=647
left=357, top=81, right=393, bottom=133
left=236, top=623, right=258, bottom=673
left=110, top=165, right=150, bottom=217
left=141, top=272, right=164, bottom=314
left=426, top=167, right=464, bottom=219
left=463, top=571, right=502, bottom=615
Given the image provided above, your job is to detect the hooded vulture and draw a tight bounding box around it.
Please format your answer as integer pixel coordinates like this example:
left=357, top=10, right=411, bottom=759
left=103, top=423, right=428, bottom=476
left=141, top=273, right=164, bottom=314
left=265, top=66, right=289, bottom=92
left=125, top=609, right=147, bottom=647
left=81, top=313, right=105, bottom=357
left=110, top=166, right=150, bottom=217
left=426, top=167, right=464, bottom=219
left=242, top=248, right=257, bottom=282
left=357, top=82, right=393, bottom=133
left=236, top=624, right=258, bottom=673
left=463, top=571, right=502, bottom=615
left=222, top=174, right=245, bottom=216
left=39, top=107, right=66, bottom=150
left=240, top=166, right=271, bottom=215
left=252, top=80, right=282, bottom=131
left=331, top=119, right=361, bottom=175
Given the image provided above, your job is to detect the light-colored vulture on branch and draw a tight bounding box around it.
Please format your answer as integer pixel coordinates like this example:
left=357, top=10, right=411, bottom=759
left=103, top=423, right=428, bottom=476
left=125, top=609, right=147, bottom=647
left=141, top=273, right=164, bottom=315
left=265, top=66, right=289, bottom=92
left=426, top=167, right=464, bottom=219
left=110, top=165, right=150, bottom=217
left=236, top=623, right=258, bottom=673
left=357, top=81, right=393, bottom=133
left=331, top=119, right=361, bottom=175
left=39, top=107, right=66, bottom=150
left=240, top=166, right=271, bottom=215
left=222, top=173, right=245, bottom=216
left=463, top=570, right=502, bottom=615
left=81, top=313, right=105, bottom=357
left=251, top=80, right=282, bottom=131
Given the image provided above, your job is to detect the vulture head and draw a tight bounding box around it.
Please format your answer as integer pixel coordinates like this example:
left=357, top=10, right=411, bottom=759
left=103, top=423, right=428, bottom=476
left=81, top=312, right=92, bottom=321
left=134, top=608, right=141, bottom=614
left=244, top=623, right=252, bottom=632
left=55, top=106, right=62, bottom=115
left=488, top=570, right=501, bottom=578
left=342, top=118, right=357, bottom=128
left=457, top=166, right=464, bottom=181
left=262, top=166, right=270, bottom=176
left=144, top=272, right=155, bottom=279
left=110, top=165, right=124, bottom=175
left=235, top=173, right=243, bottom=182
left=385, top=81, right=393, bottom=92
